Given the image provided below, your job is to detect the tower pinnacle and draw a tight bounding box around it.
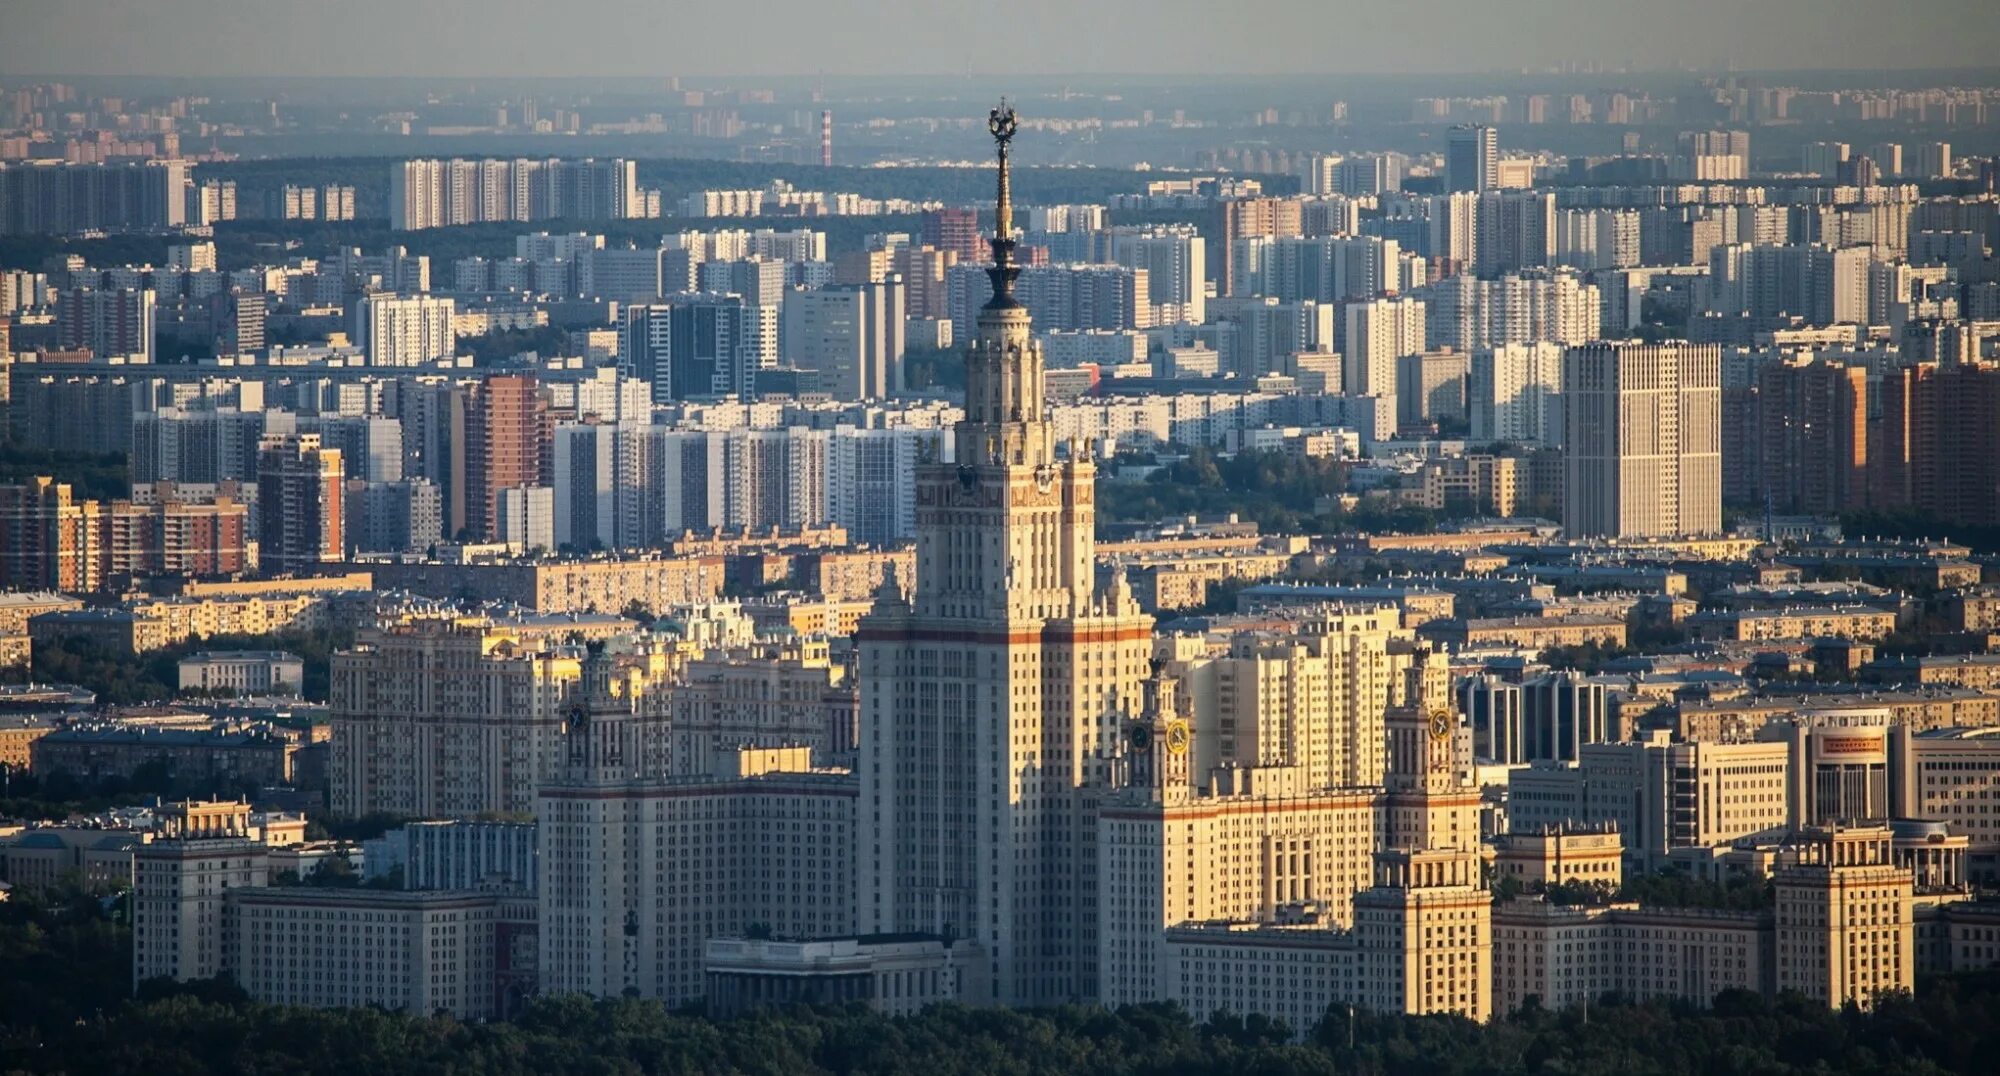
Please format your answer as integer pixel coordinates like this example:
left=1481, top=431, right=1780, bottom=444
left=986, top=100, right=1020, bottom=309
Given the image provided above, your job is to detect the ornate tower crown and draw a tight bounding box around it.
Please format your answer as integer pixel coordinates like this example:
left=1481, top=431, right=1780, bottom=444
left=985, top=99, right=1021, bottom=309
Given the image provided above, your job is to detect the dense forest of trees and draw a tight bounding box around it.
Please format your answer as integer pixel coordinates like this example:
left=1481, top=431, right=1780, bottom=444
left=1099, top=448, right=1453, bottom=535
left=10, top=877, right=2000, bottom=1074
left=0, top=446, right=130, bottom=501
left=5, top=625, right=354, bottom=705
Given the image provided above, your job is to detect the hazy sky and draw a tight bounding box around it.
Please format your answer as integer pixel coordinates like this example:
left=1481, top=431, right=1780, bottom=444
left=3, top=0, right=1997, bottom=79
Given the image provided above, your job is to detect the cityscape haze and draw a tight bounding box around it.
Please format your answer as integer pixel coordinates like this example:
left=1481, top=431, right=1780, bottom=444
left=3, top=2, right=2000, bottom=1073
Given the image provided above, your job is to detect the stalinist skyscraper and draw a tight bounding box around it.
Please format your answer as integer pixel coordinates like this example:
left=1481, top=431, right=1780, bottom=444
left=857, top=102, right=1153, bottom=1006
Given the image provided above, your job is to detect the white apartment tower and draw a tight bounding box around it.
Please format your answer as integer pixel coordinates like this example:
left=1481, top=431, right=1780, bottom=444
left=857, top=105, right=1154, bottom=1006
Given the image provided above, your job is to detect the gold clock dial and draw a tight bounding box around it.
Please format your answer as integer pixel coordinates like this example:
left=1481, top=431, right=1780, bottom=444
left=1429, top=708, right=1454, bottom=741
left=1165, top=719, right=1191, bottom=756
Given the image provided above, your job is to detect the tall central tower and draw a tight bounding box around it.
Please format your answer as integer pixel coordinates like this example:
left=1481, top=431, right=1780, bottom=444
left=858, top=103, right=1153, bottom=1005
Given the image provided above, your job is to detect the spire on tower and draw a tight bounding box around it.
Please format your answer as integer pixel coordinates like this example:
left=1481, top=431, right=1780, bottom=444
left=985, top=100, right=1021, bottom=309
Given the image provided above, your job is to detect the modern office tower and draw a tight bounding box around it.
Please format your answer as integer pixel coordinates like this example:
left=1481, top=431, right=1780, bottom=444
left=1520, top=673, right=1608, bottom=763
left=1917, top=142, right=1953, bottom=180
left=580, top=246, right=665, bottom=303
left=1421, top=271, right=1600, bottom=354
left=56, top=286, right=155, bottom=361
left=1469, top=342, right=1564, bottom=445
left=355, top=293, right=456, bottom=367
left=0, top=159, right=190, bottom=235
left=343, top=478, right=442, bottom=555
left=1446, top=125, right=1498, bottom=193
left=1554, top=208, right=1641, bottom=270
left=1752, top=357, right=1868, bottom=515
left=463, top=375, right=546, bottom=541
left=1474, top=190, right=1555, bottom=274
left=1427, top=191, right=1481, bottom=275
left=1802, top=141, right=1851, bottom=178
left=1395, top=349, right=1469, bottom=431
left=1109, top=228, right=1205, bottom=324
left=1344, top=295, right=1426, bottom=399
left=1212, top=196, right=1304, bottom=296
left=620, top=294, right=757, bottom=403
left=256, top=433, right=344, bottom=574
left=1870, top=362, right=2000, bottom=528
left=782, top=279, right=907, bottom=399
left=1460, top=674, right=1524, bottom=763
left=1562, top=341, right=1722, bottom=539
left=857, top=108, right=1154, bottom=1007
left=1774, top=826, right=1914, bottom=1009
left=920, top=207, right=985, bottom=264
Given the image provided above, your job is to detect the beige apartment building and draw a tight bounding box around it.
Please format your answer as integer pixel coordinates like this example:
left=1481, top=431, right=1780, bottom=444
left=1562, top=341, right=1722, bottom=539
left=365, top=556, right=724, bottom=614
left=230, top=888, right=505, bottom=1019
left=1492, top=899, right=1772, bottom=1015
left=329, top=615, right=679, bottom=817
left=1775, top=826, right=1914, bottom=1008
left=1687, top=604, right=1901, bottom=643
left=538, top=739, right=857, bottom=1006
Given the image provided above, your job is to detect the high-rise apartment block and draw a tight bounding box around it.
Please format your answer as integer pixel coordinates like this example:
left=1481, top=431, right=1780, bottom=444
left=1212, top=197, right=1305, bottom=296
left=57, top=286, right=154, bottom=361
left=0, top=160, right=191, bottom=235
left=390, top=158, right=640, bottom=230
left=919, top=208, right=985, bottom=264
left=1446, top=125, right=1499, bottom=193
left=1562, top=341, right=1722, bottom=538
left=781, top=279, right=907, bottom=399
left=356, top=293, right=456, bottom=367
left=620, top=295, right=759, bottom=403
left=256, top=433, right=344, bottom=573
left=463, top=375, right=547, bottom=541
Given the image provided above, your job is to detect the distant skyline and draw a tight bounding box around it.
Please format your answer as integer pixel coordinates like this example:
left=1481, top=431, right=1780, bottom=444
left=4, top=0, right=1999, bottom=80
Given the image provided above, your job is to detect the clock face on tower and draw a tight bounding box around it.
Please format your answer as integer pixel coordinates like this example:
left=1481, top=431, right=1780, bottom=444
left=1429, top=708, right=1455, bottom=742
left=565, top=704, right=588, bottom=735
left=1126, top=722, right=1152, bottom=753
left=1165, top=719, right=1191, bottom=756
